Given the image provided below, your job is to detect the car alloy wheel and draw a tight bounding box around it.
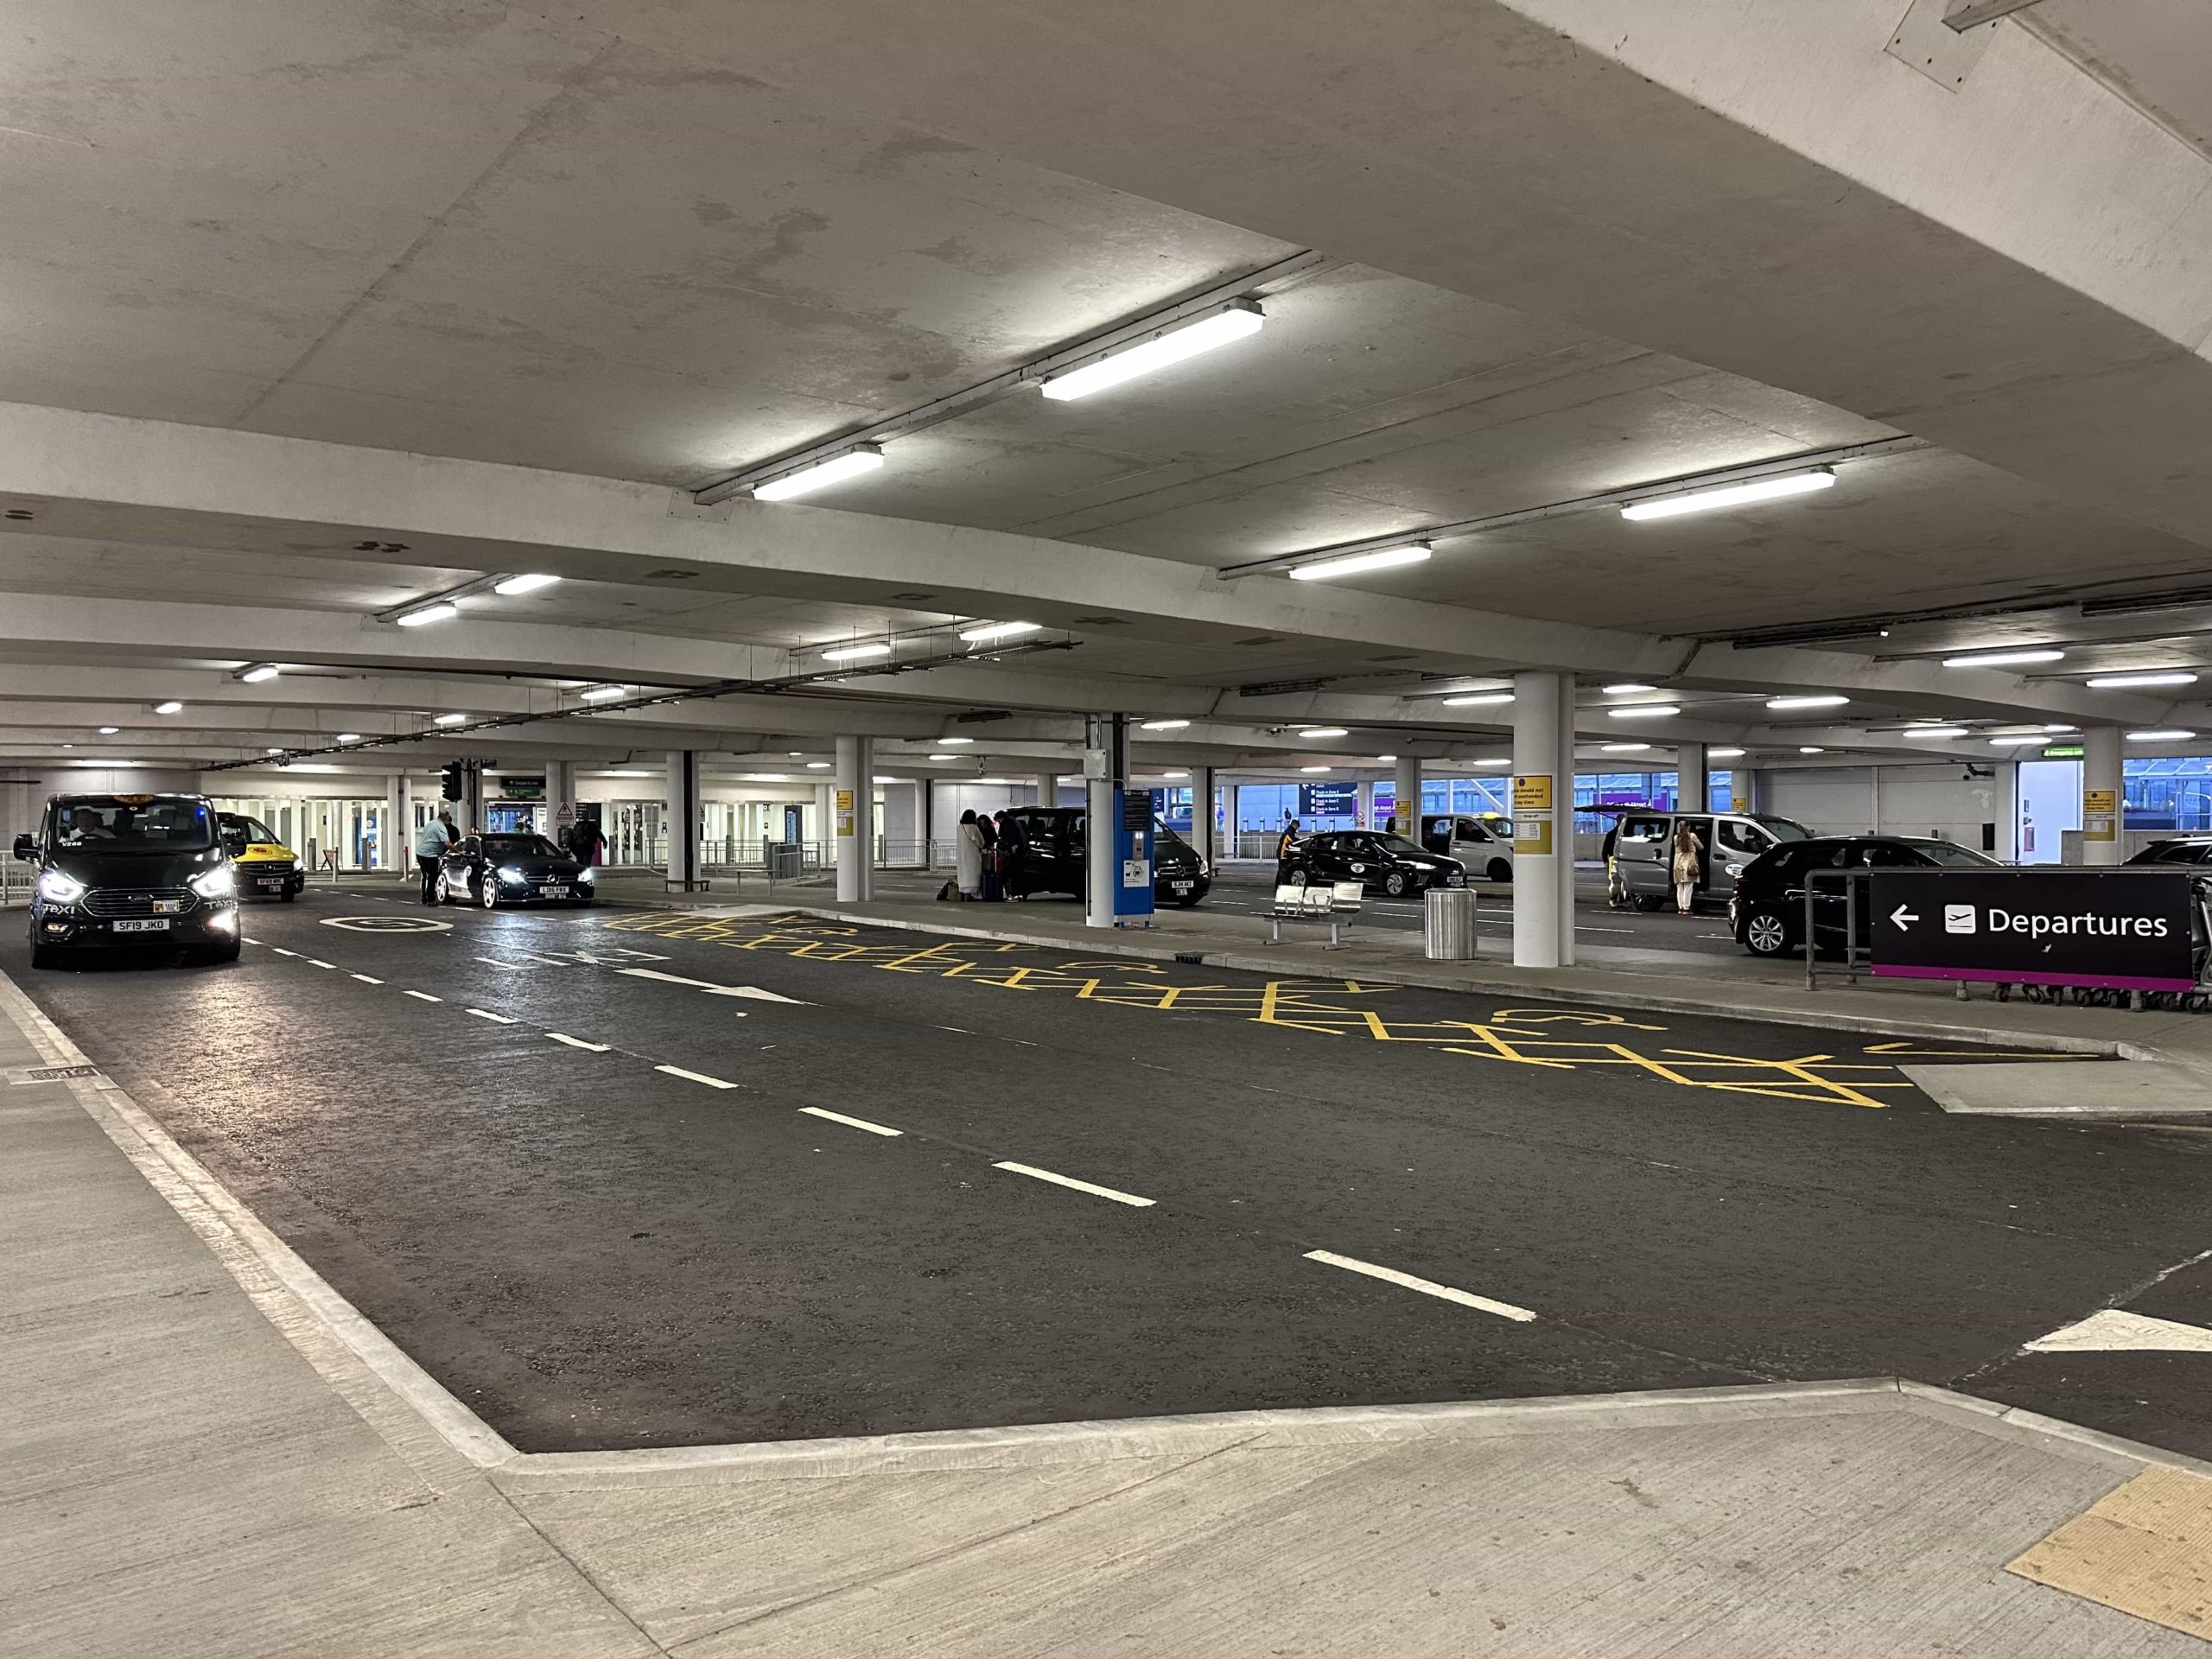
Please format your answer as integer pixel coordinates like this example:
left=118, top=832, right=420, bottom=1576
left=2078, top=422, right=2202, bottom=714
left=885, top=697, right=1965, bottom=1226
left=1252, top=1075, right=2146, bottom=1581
left=1384, top=872, right=1408, bottom=897
left=1287, top=869, right=1308, bottom=889
left=479, top=876, right=498, bottom=909
left=1745, top=911, right=1790, bottom=956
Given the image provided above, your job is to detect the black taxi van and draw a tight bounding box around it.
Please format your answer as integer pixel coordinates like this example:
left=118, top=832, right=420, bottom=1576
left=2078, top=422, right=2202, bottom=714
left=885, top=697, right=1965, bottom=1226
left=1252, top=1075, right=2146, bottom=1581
left=13, top=792, right=242, bottom=968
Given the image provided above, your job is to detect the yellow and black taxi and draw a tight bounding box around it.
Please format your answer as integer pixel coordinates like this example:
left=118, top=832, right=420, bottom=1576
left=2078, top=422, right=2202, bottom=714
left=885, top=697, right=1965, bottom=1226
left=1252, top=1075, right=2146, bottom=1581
left=13, top=792, right=242, bottom=968
left=217, top=811, right=305, bottom=900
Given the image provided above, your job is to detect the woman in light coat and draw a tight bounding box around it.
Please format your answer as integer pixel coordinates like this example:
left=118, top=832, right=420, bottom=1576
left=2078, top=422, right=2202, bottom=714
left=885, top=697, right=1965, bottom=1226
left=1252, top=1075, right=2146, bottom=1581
left=955, top=809, right=985, bottom=899
left=1670, top=820, right=1706, bottom=916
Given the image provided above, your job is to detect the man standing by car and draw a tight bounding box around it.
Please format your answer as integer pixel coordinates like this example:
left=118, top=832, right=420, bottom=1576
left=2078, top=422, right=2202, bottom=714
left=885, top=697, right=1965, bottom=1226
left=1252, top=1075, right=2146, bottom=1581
left=414, top=810, right=454, bottom=905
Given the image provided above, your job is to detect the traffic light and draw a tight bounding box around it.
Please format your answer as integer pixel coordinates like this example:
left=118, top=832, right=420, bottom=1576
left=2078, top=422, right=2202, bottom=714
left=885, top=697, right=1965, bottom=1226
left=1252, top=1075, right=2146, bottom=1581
left=441, top=761, right=464, bottom=802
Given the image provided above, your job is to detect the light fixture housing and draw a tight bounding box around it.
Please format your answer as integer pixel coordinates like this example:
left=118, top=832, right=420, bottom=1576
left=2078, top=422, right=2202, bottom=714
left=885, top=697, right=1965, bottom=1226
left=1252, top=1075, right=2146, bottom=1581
left=1708, top=747, right=1745, bottom=759
left=2088, top=671, right=2200, bottom=690
left=958, top=620, right=1042, bottom=645
left=1139, top=719, right=1190, bottom=732
left=1942, top=648, right=2063, bottom=669
left=1765, top=694, right=1848, bottom=710
left=578, top=685, right=627, bottom=702
left=153, top=701, right=183, bottom=715
left=433, top=713, right=468, bottom=727
left=1473, top=756, right=1511, bottom=766
left=99, top=725, right=120, bottom=735
left=1620, top=467, right=1835, bottom=521
left=1904, top=726, right=1969, bottom=739
left=1297, top=727, right=1348, bottom=739
left=1609, top=703, right=1681, bottom=720
left=2128, top=729, right=2196, bottom=742
left=1299, top=765, right=1332, bottom=773
left=396, top=601, right=460, bottom=627
left=806, top=761, right=831, bottom=770
left=238, top=664, right=281, bottom=683
left=1798, top=746, right=1826, bottom=754
left=753, top=445, right=885, bottom=501
left=1984, top=734, right=2049, bottom=747
left=1285, top=542, right=1432, bottom=582
left=1442, top=692, right=1514, bottom=708
left=1603, top=683, right=1657, bottom=696
left=937, top=736, right=976, bottom=746
left=1374, top=753, right=1398, bottom=763
left=1600, top=742, right=1649, bottom=753
left=493, top=573, right=561, bottom=596
left=1040, top=302, right=1263, bottom=401
left=821, top=641, right=893, bottom=662
left=336, top=733, right=362, bottom=744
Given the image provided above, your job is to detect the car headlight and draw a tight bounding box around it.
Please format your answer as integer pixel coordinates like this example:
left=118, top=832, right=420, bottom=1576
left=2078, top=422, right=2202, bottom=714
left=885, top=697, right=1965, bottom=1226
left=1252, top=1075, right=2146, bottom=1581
left=575, top=866, right=594, bottom=882
left=498, top=865, right=526, bottom=884
left=189, top=866, right=235, bottom=899
left=37, top=869, right=86, bottom=905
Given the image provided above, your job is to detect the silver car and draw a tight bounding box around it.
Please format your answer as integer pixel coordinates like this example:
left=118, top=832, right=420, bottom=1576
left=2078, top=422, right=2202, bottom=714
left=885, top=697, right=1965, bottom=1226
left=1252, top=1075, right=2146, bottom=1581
left=1608, top=810, right=1812, bottom=912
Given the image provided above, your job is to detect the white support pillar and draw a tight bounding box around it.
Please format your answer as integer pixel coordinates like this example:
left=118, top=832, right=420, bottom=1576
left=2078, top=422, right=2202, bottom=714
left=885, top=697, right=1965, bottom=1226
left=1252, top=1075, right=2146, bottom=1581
left=1511, top=671, right=1577, bottom=969
left=1084, top=715, right=1124, bottom=929
left=1357, top=779, right=1375, bottom=831
left=382, top=774, right=405, bottom=872
left=1394, top=755, right=1421, bottom=837
left=1188, top=765, right=1215, bottom=862
left=835, top=734, right=874, bottom=900
left=543, top=759, right=575, bottom=846
left=1034, top=770, right=1059, bottom=810
left=1675, top=741, right=1707, bottom=819
left=664, top=750, right=702, bottom=890
left=2082, top=726, right=2124, bottom=866
left=1731, top=766, right=1761, bottom=815
left=1222, top=782, right=1240, bottom=857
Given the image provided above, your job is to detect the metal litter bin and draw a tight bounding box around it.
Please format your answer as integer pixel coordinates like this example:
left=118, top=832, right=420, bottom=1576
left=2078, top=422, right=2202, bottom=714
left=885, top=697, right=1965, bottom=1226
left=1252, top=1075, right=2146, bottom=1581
left=1425, top=886, right=1478, bottom=960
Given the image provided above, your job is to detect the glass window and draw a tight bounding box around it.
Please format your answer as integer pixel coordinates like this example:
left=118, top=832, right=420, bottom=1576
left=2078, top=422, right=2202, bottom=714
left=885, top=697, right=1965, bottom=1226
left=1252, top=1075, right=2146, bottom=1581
left=482, top=835, right=563, bottom=858
left=1717, top=819, right=1771, bottom=856
left=54, top=797, right=214, bottom=850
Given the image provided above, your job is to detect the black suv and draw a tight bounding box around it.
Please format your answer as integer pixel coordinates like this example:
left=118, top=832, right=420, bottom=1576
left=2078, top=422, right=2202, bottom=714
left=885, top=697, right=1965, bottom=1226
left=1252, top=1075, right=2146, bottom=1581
left=14, top=792, right=242, bottom=968
left=1279, top=830, right=1465, bottom=897
left=2127, top=837, right=2212, bottom=868
left=1729, top=833, right=1998, bottom=957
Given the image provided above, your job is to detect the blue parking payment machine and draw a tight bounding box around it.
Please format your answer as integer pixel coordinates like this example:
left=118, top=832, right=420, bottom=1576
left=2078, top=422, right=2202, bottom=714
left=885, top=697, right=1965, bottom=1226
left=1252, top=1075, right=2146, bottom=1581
left=1113, top=787, right=1155, bottom=923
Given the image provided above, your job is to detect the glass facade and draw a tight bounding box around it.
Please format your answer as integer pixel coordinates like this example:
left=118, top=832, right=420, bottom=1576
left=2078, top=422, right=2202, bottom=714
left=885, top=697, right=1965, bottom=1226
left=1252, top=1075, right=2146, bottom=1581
left=1571, top=770, right=1732, bottom=835
left=2124, top=756, right=2212, bottom=831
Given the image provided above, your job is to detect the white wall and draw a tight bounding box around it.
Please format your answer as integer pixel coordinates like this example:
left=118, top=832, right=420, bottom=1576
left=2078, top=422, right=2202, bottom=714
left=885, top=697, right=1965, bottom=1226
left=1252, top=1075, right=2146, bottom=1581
left=1763, top=762, right=2014, bottom=857
left=1764, top=767, right=1874, bottom=835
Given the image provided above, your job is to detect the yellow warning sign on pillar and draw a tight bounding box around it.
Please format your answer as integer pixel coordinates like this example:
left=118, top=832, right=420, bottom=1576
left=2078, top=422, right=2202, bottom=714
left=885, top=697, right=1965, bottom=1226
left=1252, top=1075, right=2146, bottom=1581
left=1511, top=773, right=1552, bottom=812
left=2083, top=788, right=2117, bottom=842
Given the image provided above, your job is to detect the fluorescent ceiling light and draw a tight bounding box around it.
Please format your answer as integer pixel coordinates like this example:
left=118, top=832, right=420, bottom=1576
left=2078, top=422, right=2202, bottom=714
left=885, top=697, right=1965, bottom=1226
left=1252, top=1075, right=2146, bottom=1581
left=493, top=573, right=561, bottom=595
left=938, top=736, right=976, bottom=745
left=99, top=725, right=120, bottom=735
left=753, top=445, right=885, bottom=501
left=1474, top=756, right=1510, bottom=766
left=1609, top=703, right=1681, bottom=720
left=1139, top=718, right=1190, bottom=731
left=287, top=763, right=339, bottom=774
left=578, top=685, right=627, bottom=702
left=1984, top=734, right=2048, bottom=747
left=1160, top=770, right=1189, bottom=779
left=1300, top=765, right=1332, bottom=773
left=397, top=601, right=460, bottom=626
left=1619, top=467, right=1835, bottom=521
left=1708, top=747, right=1745, bottom=759
left=433, top=713, right=468, bottom=727
left=153, top=701, right=184, bottom=715
left=929, top=753, right=957, bottom=760
left=1765, top=694, right=1848, bottom=710
left=599, top=769, right=653, bottom=778
left=739, top=772, right=789, bottom=782
left=264, top=747, right=283, bottom=755
left=2044, top=723, right=2077, bottom=733
left=1442, top=692, right=1513, bottom=708
left=1298, top=727, right=1348, bottom=738
left=1603, top=683, right=1656, bottom=696
left=1375, top=753, right=1397, bottom=763
left=1942, top=648, right=2063, bottom=668
left=2087, top=671, right=2199, bottom=689
left=821, top=641, right=892, bottom=662
left=1904, top=726, right=1968, bottom=739
left=872, top=776, right=903, bottom=784
left=1798, top=746, right=1827, bottom=754
left=239, top=664, right=280, bottom=683
left=958, top=620, right=1042, bottom=644
left=1039, top=302, right=1264, bottom=401
left=336, top=733, right=362, bottom=744
left=806, top=761, right=831, bottom=770
left=1286, top=542, right=1432, bottom=582
left=2128, top=729, right=2196, bottom=742
left=1601, top=742, right=1649, bottom=753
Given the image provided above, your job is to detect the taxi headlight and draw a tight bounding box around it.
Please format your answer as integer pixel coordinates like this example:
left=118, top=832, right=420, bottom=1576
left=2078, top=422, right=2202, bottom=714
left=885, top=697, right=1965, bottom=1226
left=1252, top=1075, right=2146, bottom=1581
left=498, top=865, right=527, bottom=884
left=188, top=866, right=235, bottom=899
left=37, top=869, right=86, bottom=905
left=575, top=866, right=594, bottom=882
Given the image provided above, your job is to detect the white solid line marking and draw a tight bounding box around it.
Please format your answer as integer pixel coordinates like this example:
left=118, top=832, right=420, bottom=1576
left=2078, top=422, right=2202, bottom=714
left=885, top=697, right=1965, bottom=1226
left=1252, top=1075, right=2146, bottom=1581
left=993, top=1161, right=1154, bottom=1207
left=404, top=990, right=442, bottom=1002
left=546, top=1033, right=610, bottom=1052
left=467, top=1008, right=518, bottom=1024
left=307, top=958, right=336, bottom=969
left=2026, top=1308, right=2212, bottom=1353
left=270, top=947, right=298, bottom=957
left=350, top=973, right=383, bottom=985
left=1303, top=1250, right=1536, bottom=1322
left=241, top=937, right=260, bottom=945
left=656, top=1064, right=736, bottom=1090
left=799, top=1106, right=902, bottom=1137
left=618, top=967, right=806, bottom=1003
left=937, top=1026, right=971, bottom=1035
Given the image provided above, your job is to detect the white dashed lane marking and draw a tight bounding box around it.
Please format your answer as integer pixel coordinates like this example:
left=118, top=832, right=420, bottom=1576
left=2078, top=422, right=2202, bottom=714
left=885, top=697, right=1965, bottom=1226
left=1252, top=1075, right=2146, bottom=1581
left=993, top=1161, right=1155, bottom=1208
left=306, top=958, right=336, bottom=969
left=546, top=1033, right=611, bottom=1052
left=351, top=974, right=383, bottom=985
left=656, top=1064, right=737, bottom=1090
left=467, top=1008, right=517, bottom=1025
left=403, top=990, right=442, bottom=1003
left=1303, top=1249, right=1537, bottom=1322
left=799, top=1106, right=902, bottom=1137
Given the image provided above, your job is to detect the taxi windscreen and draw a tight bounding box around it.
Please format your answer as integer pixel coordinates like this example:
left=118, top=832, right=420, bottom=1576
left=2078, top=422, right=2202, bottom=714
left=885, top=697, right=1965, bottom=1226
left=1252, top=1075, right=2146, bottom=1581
left=56, top=798, right=215, bottom=851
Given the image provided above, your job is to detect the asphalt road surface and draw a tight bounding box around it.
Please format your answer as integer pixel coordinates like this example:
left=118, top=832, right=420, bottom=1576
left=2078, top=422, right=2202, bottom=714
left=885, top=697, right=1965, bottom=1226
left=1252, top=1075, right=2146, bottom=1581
left=7, top=889, right=2206, bottom=1459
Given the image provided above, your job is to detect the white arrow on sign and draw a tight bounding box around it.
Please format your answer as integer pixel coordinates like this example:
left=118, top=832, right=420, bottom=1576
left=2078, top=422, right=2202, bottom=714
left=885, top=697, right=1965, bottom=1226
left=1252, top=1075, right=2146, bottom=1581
left=1890, top=906, right=1919, bottom=931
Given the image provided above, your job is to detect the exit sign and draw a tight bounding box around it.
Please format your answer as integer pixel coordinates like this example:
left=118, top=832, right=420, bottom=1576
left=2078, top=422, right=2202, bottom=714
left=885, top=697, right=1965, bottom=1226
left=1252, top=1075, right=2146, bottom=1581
left=2042, top=745, right=2084, bottom=759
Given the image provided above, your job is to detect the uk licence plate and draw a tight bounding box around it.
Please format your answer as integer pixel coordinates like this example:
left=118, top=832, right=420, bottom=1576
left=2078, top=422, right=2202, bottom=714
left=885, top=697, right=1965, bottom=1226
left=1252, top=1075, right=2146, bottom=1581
left=113, top=918, right=170, bottom=933
left=257, top=875, right=284, bottom=889
left=539, top=885, right=569, bottom=898
left=1172, top=880, right=1193, bottom=892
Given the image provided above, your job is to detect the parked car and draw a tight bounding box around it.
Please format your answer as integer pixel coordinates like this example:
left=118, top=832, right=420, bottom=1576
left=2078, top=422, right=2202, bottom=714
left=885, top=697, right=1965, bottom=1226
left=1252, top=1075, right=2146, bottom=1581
left=1729, top=834, right=1999, bottom=957
left=436, top=832, right=594, bottom=908
left=1609, top=810, right=1813, bottom=912
left=1279, top=830, right=1465, bottom=897
left=216, top=811, right=305, bottom=900
left=2126, top=837, right=2212, bottom=867
left=13, top=792, right=241, bottom=968
left=1000, top=805, right=1212, bottom=906
left=1420, top=813, right=1516, bottom=883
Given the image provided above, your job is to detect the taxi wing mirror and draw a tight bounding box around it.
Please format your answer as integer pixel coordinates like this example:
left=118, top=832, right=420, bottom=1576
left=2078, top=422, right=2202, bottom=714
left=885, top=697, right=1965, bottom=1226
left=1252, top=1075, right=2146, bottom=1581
left=12, top=834, right=35, bottom=861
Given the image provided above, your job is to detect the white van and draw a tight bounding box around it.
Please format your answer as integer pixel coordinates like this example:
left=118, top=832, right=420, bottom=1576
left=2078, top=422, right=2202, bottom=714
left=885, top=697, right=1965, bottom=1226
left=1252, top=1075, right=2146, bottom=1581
left=1420, top=813, right=1516, bottom=883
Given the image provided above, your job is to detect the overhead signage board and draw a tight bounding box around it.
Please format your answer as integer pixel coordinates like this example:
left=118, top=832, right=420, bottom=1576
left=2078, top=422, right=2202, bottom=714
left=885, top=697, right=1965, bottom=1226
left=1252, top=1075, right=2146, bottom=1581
left=498, top=775, right=544, bottom=801
left=1298, top=782, right=1358, bottom=817
left=1869, top=869, right=2196, bottom=992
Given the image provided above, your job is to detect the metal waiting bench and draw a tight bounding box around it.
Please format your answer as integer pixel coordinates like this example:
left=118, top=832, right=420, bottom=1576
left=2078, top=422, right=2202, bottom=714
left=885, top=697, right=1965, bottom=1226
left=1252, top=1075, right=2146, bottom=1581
left=1267, top=880, right=1364, bottom=948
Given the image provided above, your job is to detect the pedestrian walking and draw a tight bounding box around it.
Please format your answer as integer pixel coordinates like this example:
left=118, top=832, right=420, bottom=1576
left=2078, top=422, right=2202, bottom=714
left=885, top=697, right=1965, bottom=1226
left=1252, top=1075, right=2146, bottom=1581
left=414, top=810, right=455, bottom=905
left=977, top=809, right=1002, bottom=901
left=955, top=809, right=984, bottom=899
left=1670, top=819, right=1705, bottom=916
left=569, top=817, right=605, bottom=866
left=1274, top=817, right=1301, bottom=883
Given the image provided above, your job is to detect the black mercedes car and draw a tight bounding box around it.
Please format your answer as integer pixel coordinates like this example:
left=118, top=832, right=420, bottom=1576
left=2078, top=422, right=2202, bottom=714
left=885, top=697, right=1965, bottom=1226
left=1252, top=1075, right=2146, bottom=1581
left=13, top=792, right=242, bottom=968
left=1278, top=830, right=1465, bottom=897
left=2127, top=837, right=2212, bottom=868
left=1729, top=833, right=1998, bottom=957
left=436, top=832, right=595, bottom=908
left=1000, top=805, right=1211, bottom=906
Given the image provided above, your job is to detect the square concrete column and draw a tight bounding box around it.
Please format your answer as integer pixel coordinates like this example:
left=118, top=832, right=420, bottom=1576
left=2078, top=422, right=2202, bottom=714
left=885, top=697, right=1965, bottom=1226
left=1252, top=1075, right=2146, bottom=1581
left=835, top=734, right=874, bottom=900
left=1221, top=782, right=1240, bottom=856
left=382, top=774, right=405, bottom=871
left=542, top=759, right=575, bottom=846
left=2082, top=726, right=2124, bottom=865
left=1511, top=671, right=1577, bottom=968
left=1034, top=770, right=1059, bottom=810
left=665, top=750, right=702, bottom=890
left=1085, top=714, right=1125, bottom=929
left=1188, top=765, right=1214, bottom=861
left=1731, top=767, right=1763, bottom=814
left=1394, top=755, right=1421, bottom=836
left=1675, top=741, right=1707, bottom=817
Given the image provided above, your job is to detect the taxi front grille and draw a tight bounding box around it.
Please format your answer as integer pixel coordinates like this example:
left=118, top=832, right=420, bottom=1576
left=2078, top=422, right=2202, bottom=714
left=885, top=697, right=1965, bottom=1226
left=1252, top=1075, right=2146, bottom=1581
left=81, top=887, right=198, bottom=918
left=247, top=859, right=296, bottom=874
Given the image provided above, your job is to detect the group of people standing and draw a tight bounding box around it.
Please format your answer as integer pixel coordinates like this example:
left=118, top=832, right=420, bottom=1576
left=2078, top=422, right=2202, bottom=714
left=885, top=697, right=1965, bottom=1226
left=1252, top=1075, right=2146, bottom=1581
left=952, top=807, right=1026, bottom=901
